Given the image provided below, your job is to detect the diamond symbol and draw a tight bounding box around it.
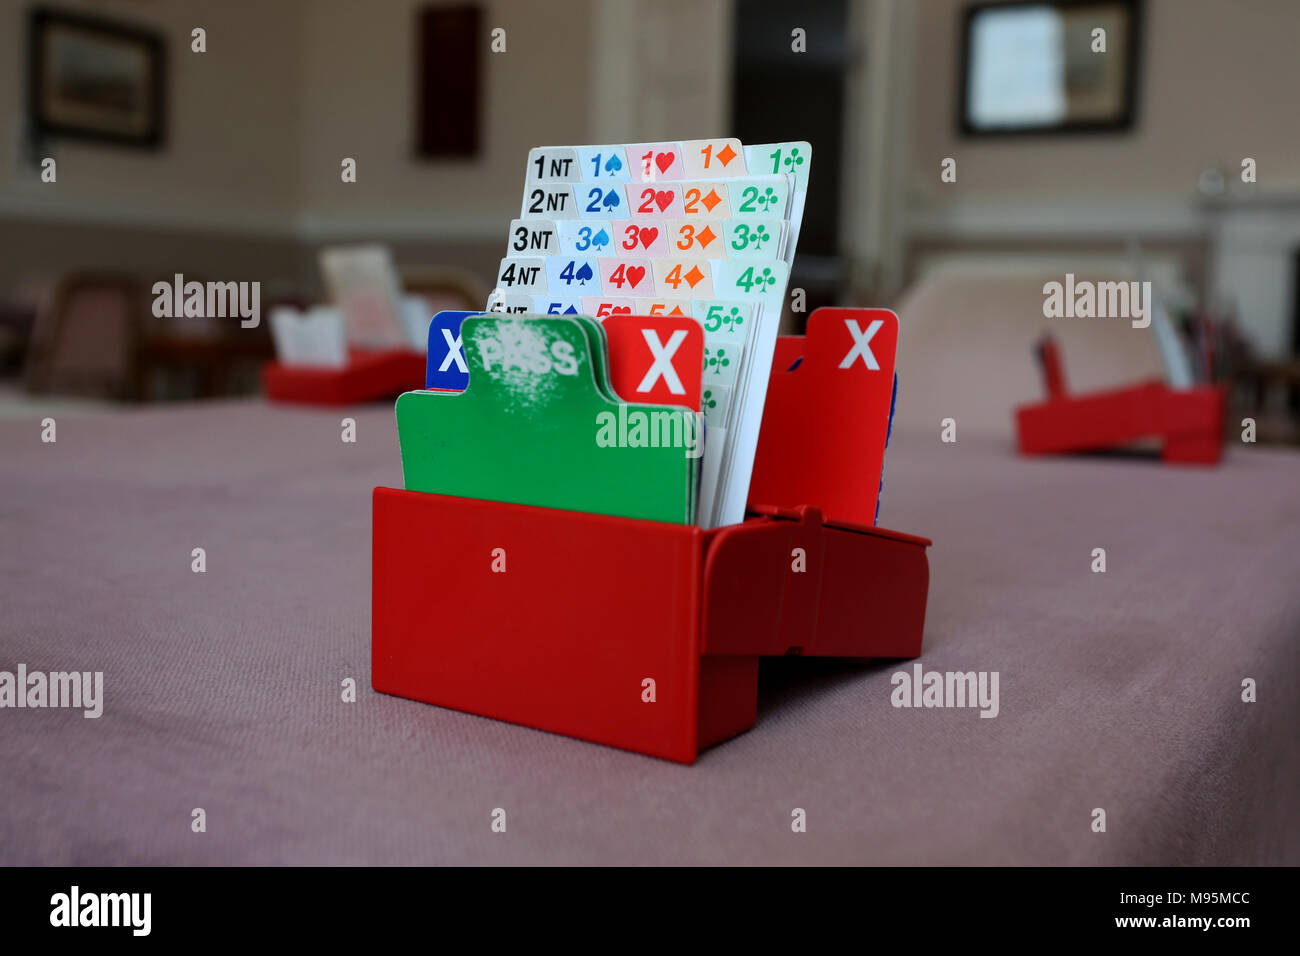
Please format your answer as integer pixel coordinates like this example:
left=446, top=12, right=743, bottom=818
left=684, top=265, right=705, bottom=288
left=697, top=225, right=717, bottom=248
left=716, top=144, right=737, bottom=166
left=701, top=189, right=722, bottom=212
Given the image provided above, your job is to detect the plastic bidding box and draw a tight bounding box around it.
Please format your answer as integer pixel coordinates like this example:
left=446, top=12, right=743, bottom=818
left=371, top=308, right=931, bottom=763
left=262, top=348, right=425, bottom=406
left=1015, top=337, right=1227, bottom=465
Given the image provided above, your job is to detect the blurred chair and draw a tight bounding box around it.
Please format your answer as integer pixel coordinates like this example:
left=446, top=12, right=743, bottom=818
left=400, top=265, right=488, bottom=315
left=23, top=273, right=147, bottom=400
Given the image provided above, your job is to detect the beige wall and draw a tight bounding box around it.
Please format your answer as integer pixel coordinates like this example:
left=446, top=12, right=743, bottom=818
left=0, top=0, right=303, bottom=233
left=295, top=0, right=592, bottom=242
left=907, top=0, right=1300, bottom=224
left=0, top=0, right=593, bottom=296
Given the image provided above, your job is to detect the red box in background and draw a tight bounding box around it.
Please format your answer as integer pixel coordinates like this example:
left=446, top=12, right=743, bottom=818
left=1016, top=336, right=1226, bottom=464
left=262, top=348, right=425, bottom=406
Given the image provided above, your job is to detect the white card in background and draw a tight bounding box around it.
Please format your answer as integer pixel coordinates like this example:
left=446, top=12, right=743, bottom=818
left=400, top=296, right=432, bottom=352
left=319, top=245, right=409, bottom=350
left=270, top=305, right=347, bottom=369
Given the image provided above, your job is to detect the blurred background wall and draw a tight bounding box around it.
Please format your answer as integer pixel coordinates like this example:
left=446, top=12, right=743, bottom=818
left=2, top=0, right=1298, bottom=435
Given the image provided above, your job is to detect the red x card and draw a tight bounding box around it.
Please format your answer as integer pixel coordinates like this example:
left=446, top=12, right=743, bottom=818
left=748, top=308, right=899, bottom=527
left=601, top=314, right=704, bottom=411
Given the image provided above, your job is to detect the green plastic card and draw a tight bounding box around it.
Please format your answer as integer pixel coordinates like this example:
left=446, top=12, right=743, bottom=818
left=396, top=315, right=698, bottom=524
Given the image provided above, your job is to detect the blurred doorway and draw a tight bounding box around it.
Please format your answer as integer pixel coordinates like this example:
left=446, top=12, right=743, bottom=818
left=731, top=0, right=850, bottom=329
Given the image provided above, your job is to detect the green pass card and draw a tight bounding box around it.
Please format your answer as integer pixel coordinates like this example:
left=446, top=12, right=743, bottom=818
left=396, top=316, right=698, bottom=524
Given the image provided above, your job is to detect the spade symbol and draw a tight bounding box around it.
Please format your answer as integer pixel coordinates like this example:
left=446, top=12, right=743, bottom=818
left=604, top=154, right=623, bottom=174
left=591, top=228, right=610, bottom=250
left=574, top=263, right=594, bottom=284
left=563, top=305, right=578, bottom=314
left=602, top=189, right=621, bottom=210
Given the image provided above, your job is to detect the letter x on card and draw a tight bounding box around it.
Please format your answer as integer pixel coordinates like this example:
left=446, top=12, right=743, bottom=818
left=425, top=310, right=479, bottom=391
left=601, top=313, right=704, bottom=411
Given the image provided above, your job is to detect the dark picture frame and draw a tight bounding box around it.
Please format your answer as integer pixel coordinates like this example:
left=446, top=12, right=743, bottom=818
left=416, top=4, right=481, bottom=158
left=27, top=7, right=166, bottom=149
left=958, top=0, right=1142, bottom=137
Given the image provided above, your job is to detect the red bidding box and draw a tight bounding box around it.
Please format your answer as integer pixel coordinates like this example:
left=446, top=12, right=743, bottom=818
left=1016, top=340, right=1227, bottom=464
left=262, top=348, right=425, bottom=406
left=371, top=309, right=931, bottom=763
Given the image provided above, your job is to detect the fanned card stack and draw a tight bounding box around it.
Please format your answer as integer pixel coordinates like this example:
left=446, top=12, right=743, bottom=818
left=397, top=138, right=810, bottom=528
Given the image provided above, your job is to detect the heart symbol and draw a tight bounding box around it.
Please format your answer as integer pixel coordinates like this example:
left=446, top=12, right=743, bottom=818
left=592, top=228, right=610, bottom=249
left=654, top=190, right=673, bottom=212
left=574, top=263, right=594, bottom=284
left=604, top=154, right=622, bottom=173
left=611, top=305, right=632, bottom=314
left=655, top=152, right=674, bottom=174
left=602, top=189, right=621, bottom=210
left=625, top=266, right=646, bottom=289
left=638, top=227, right=658, bottom=248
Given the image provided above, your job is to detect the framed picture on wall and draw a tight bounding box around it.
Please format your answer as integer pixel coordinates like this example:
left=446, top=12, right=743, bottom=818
left=416, top=3, right=481, bottom=158
left=28, top=7, right=166, bottom=148
left=959, top=0, right=1142, bottom=135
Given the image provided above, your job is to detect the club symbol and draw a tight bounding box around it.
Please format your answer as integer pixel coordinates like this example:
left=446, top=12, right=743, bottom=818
left=756, top=187, right=779, bottom=211
left=702, top=390, right=717, bottom=411
left=757, top=267, right=777, bottom=289
left=752, top=225, right=770, bottom=248
left=705, top=347, right=729, bottom=372
left=724, top=307, right=744, bottom=331
left=783, top=148, right=804, bottom=173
